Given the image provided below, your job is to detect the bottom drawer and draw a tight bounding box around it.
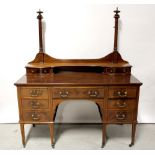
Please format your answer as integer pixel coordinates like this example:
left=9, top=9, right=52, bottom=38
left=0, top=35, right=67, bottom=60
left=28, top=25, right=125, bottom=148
left=23, top=111, right=50, bottom=122
left=107, top=110, right=133, bottom=123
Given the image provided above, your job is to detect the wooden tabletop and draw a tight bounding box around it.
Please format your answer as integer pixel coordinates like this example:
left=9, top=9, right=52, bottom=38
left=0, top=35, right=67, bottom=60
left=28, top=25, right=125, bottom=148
left=15, top=73, right=142, bottom=86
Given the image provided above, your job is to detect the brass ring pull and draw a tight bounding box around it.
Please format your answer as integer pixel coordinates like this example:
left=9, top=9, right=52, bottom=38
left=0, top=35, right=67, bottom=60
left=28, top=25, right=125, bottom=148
left=30, top=89, right=42, bottom=97
left=116, top=113, right=126, bottom=120
left=31, top=101, right=40, bottom=108
left=117, top=91, right=127, bottom=97
left=59, top=91, right=69, bottom=98
left=31, top=113, right=40, bottom=121
left=88, top=90, right=98, bottom=97
left=116, top=102, right=127, bottom=108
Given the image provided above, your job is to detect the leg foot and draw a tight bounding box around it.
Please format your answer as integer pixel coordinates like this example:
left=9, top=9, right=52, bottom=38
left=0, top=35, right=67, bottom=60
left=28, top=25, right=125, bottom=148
left=49, top=123, right=55, bottom=148
left=20, top=123, right=26, bottom=147
left=101, top=143, right=105, bottom=148
left=33, top=124, right=36, bottom=127
left=129, top=143, right=134, bottom=147
left=102, top=123, right=106, bottom=148
left=52, top=144, right=55, bottom=148
left=130, top=123, right=136, bottom=147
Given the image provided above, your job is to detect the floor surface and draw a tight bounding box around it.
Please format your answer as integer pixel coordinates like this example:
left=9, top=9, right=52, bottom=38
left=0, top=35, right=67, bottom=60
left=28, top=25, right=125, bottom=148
left=0, top=124, right=154, bottom=150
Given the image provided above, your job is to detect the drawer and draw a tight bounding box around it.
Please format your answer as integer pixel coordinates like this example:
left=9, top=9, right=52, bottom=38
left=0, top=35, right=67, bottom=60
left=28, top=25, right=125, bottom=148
left=108, top=86, right=137, bottom=98
left=53, top=87, right=104, bottom=99
left=20, top=87, right=49, bottom=99
left=23, top=111, right=50, bottom=122
left=26, top=67, right=51, bottom=74
left=21, top=99, right=49, bottom=110
left=107, top=110, right=133, bottom=123
left=107, top=99, right=136, bottom=110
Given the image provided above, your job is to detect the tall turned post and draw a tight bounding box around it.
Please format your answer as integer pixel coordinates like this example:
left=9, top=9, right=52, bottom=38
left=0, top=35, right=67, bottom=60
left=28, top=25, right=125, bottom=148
left=20, top=123, right=26, bottom=147
left=113, top=7, right=120, bottom=63
left=37, top=10, right=44, bottom=53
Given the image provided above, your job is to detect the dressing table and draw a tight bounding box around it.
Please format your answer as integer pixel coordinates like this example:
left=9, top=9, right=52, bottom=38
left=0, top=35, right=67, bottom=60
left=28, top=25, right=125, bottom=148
left=15, top=8, right=142, bottom=148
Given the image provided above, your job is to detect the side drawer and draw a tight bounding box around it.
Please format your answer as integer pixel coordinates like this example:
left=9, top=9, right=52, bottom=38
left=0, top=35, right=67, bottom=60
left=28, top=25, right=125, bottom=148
left=23, top=111, right=50, bottom=122
left=107, top=99, right=136, bottom=110
left=20, top=87, right=49, bottom=99
left=53, top=87, right=104, bottom=99
left=107, top=110, right=133, bottom=123
left=21, top=99, right=49, bottom=110
left=108, top=86, right=137, bottom=99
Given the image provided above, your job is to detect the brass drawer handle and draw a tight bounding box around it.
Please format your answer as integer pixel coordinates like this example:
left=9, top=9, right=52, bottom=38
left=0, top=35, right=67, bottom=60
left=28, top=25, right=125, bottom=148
left=31, top=101, right=40, bottom=109
left=31, top=113, right=40, bottom=121
left=30, top=89, right=42, bottom=97
left=116, top=113, right=126, bottom=120
left=43, top=69, right=47, bottom=73
left=59, top=91, right=69, bottom=98
left=117, top=91, right=127, bottom=97
left=88, top=91, right=98, bottom=97
left=116, top=101, right=127, bottom=108
left=31, top=70, right=35, bottom=73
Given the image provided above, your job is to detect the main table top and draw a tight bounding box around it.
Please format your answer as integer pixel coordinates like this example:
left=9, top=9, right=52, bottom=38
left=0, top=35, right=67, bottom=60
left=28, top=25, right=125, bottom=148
left=15, top=72, right=142, bottom=86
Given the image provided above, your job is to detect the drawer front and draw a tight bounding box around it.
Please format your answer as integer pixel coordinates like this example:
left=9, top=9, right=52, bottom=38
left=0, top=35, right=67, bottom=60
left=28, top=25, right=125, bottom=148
left=107, top=110, right=133, bottom=123
left=20, top=87, right=49, bottom=99
left=107, top=99, right=136, bottom=110
left=21, top=99, right=49, bottom=110
left=108, top=86, right=137, bottom=98
left=53, top=87, right=104, bottom=99
left=23, top=111, right=50, bottom=122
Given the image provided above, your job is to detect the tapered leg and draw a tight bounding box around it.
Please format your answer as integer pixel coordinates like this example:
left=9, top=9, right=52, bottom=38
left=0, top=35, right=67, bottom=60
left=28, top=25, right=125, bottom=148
left=53, top=105, right=59, bottom=122
left=33, top=124, right=36, bottom=127
left=96, top=103, right=102, bottom=120
left=102, top=123, right=106, bottom=148
left=20, top=123, right=25, bottom=147
left=129, top=123, right=136, bottom=147
left=49, top=123, right=55, bottom=148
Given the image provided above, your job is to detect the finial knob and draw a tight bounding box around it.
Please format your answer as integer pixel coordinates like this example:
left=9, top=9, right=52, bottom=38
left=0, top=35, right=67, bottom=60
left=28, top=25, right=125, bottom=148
left=37, top=9, right=43, bottom=19
left=114, top=7, right=120, bottom=18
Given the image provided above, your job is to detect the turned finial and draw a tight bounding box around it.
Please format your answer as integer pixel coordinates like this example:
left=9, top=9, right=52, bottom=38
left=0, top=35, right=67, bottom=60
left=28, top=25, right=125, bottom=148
left=37, top=9, right=43, bottom=20
left=114, top=7, right=120, bottom=17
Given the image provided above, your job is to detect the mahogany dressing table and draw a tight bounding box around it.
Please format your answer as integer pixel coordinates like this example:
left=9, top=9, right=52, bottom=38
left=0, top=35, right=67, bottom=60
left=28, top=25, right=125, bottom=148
left=15, top=8, right=142, bottom=148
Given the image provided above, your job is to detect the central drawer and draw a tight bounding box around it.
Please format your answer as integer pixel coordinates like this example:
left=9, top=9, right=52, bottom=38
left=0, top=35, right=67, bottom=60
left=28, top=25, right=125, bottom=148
left=53, top=87, right=104, bottom=99
left=23, top=111, right=50, bottom=122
